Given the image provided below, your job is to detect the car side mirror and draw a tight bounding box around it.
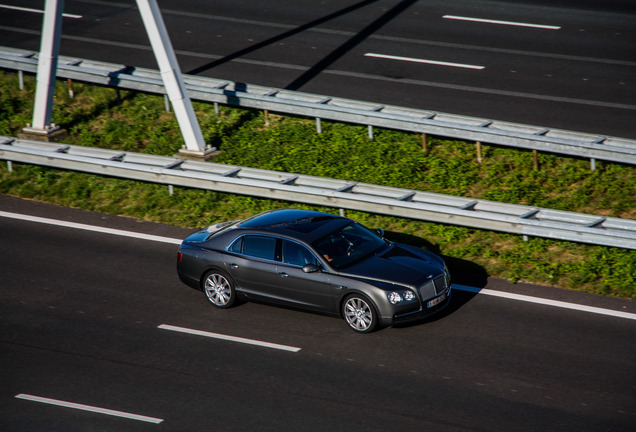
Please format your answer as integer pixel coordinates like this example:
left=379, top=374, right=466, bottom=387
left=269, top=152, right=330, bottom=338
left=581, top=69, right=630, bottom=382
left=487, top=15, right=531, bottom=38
left=302, top=264, right=320, bottom=273
left=376, top=228, right=384, bottom=238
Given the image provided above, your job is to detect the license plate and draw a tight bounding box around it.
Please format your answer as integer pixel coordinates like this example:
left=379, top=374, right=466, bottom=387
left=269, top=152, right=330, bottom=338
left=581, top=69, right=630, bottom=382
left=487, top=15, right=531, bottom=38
left=427, top=292, right=446, bottom=308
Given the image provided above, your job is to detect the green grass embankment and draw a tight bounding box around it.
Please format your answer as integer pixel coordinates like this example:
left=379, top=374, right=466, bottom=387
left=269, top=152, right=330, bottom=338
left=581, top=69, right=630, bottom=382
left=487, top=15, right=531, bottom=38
left=1, top=71, right=634, bottom=298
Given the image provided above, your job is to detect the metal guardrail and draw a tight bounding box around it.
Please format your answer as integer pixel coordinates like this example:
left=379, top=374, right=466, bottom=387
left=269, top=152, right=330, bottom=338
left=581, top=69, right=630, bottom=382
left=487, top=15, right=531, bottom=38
left=2, top=136, right=635, bottom=250
left=1, top=46, right=636, bottom=166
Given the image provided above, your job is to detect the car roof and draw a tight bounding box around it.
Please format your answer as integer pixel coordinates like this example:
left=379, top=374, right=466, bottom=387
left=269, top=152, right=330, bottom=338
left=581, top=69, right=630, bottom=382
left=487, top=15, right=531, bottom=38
left=238, top=209, right=349, bottom=242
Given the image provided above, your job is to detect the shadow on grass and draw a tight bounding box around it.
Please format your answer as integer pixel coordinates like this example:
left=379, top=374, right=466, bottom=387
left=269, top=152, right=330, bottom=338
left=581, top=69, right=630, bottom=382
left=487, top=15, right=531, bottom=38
left=60, top=87, right=139, bottom=134
left=205, top=97, right=260, bottom=150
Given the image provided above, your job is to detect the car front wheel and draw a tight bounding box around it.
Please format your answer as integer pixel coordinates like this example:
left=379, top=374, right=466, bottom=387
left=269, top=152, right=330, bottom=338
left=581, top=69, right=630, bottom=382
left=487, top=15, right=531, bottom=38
left=202, top=270, right=236, bottom=308
left=342, top=295, right=378, bottom=333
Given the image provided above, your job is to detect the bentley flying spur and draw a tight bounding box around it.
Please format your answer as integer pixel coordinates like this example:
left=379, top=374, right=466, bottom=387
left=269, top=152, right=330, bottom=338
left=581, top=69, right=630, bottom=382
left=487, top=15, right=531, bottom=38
left=177, top=209, right=451, bottom=332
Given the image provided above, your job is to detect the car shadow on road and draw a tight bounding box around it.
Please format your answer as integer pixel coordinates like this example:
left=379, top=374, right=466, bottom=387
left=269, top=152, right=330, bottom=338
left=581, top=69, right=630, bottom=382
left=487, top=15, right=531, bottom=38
left=384, top=230, right=487, bottom=325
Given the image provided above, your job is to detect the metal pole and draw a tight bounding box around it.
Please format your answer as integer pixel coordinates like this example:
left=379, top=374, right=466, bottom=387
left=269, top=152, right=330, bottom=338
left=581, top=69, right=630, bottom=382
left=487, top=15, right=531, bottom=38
left=31, top=0, right=64, bottom=131
left=136, top=0, right=207, bottom=154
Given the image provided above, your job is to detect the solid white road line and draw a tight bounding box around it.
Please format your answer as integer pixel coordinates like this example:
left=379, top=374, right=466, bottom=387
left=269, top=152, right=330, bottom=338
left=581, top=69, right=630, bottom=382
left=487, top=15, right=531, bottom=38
left=15, top=394, right=163, bottom=424
left=0, top=4, right=83, bottom=19
left=365, top=53, right=485, bottom=70
left=0, top=211, right=182, bottom=245
left=453, top=285, right=636, bottom=320
left=2, top=210, right=631, bottom=321
left=443, top=15, right=560, bottom=30
left=158, top=324, right=302, bottom=352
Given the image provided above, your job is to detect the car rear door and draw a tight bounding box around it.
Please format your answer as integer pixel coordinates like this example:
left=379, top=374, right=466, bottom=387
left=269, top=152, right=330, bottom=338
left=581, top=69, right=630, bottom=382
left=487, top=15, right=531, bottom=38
left=222, top=235, right=280, bottom=299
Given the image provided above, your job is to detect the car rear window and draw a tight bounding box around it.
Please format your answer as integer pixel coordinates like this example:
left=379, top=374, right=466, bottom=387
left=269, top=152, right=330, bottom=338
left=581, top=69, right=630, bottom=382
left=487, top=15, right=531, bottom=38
left=242, top=235, right=277, bottom=260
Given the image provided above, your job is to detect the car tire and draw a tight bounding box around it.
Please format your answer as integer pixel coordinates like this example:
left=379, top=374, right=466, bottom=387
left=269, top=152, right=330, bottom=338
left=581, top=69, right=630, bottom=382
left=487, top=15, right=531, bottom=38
left=342, top=294, right=378, bottom=333
left=202, top=270, right=236, bottom=308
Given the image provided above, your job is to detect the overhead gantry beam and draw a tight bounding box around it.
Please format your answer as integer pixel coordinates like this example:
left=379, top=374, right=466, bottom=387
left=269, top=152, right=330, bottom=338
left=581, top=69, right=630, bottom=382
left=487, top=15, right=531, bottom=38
left=22, top=0, right=65, bottom=139
left=23, top=0, right=210, bottom=156
left=135, top=0, right=211, bottom=157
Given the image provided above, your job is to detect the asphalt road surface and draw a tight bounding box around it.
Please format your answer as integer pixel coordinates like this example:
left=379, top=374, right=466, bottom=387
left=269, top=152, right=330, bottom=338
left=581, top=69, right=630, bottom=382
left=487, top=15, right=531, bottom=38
left=1, top=0, right=635, bottom=139
left=1, top=195, right=634, bottom=431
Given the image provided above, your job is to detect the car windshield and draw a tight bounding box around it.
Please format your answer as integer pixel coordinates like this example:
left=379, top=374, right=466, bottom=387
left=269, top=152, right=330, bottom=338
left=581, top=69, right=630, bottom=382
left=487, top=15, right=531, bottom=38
left=312, top=222, right=388, bottom=269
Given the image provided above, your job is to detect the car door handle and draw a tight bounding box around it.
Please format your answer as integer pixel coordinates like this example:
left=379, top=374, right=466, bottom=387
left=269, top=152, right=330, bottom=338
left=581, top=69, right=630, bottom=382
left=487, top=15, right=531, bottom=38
left=229, top=264, right=239, bottom=269
left=279, top=272, right=289, bottom=277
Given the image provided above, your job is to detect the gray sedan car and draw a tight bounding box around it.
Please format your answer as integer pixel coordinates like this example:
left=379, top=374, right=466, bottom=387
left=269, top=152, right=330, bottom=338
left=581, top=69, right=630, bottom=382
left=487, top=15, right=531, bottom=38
left=177, top=209, right=451, bottom=332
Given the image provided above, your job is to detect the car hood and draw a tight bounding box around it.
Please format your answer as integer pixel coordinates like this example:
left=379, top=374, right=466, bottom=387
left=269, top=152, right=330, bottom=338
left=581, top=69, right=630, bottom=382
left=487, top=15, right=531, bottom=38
left=338, top=243, right=444, bottom=288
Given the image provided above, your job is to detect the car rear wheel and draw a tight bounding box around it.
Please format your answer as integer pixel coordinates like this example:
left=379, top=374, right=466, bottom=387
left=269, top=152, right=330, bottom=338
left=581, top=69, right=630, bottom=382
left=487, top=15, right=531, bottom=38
left=202, top=270, right=236, bottom=308
left=342, top=295, right=378, bottom=333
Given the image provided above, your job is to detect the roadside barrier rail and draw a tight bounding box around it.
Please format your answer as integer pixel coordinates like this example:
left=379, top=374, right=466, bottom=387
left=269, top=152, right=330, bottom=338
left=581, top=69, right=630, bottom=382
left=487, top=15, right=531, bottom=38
left=1, top=46, right=636, bottom=166
left=2, top=136, right=635, bottom=250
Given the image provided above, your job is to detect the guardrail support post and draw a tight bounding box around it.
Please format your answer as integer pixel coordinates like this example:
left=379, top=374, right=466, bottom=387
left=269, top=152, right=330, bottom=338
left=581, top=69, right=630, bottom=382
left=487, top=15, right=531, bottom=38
left=19, top=0, right=67, bottom=142
left=476, top=141, right=483, bottom=163
left=316, top=117, right=322, bottom=134
left=422, top=133, right=428, bottom=153
left=533, top=150, right=539, bottom=170
left=6, top=161, right=12, bottom=172
left=136, top=0, right=212, bottom=159
left=18, top=71, right=24, bottom=90
left=590, top=158, right=596, bottom=171
left=368, top=125, right=373, bottom=140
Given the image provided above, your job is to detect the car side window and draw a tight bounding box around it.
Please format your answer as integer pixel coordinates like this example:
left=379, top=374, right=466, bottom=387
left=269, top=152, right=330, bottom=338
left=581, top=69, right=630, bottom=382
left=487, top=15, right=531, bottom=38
left=228, top=236, right=243, bottom=253
left=241, top=235, right=277, bottom=260
left=282, top=240, right=318, bottom=267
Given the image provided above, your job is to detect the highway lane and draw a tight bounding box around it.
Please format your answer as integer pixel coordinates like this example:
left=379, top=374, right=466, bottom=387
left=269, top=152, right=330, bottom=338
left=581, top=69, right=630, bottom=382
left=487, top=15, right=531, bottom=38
left=1, top=195, right=634, bottom=431
left=1, top=0, right=635, bottom=138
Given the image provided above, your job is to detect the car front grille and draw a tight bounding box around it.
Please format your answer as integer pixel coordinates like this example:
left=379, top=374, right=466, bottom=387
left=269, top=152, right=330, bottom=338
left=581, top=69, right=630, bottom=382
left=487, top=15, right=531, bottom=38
left=419, top=275, right=448, bottom=299
left=433, top=274, right=448, bottom=295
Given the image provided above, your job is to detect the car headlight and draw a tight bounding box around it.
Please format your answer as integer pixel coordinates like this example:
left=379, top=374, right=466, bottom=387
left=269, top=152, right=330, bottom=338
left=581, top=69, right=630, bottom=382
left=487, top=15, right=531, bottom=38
left=388, top=292, right=402, bottom=304
left=388, top=290, right=416, bottom=304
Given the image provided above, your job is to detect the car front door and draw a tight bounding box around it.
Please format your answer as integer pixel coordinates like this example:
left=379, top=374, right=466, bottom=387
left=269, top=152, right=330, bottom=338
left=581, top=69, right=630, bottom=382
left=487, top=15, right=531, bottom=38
left=274, top=239, right=338, bottom=312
